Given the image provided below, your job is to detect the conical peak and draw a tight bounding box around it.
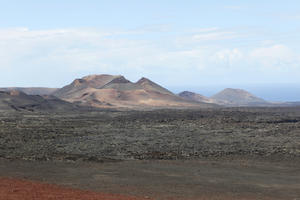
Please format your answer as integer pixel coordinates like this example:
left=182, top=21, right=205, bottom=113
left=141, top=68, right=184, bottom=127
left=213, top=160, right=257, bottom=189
left=136, top=77, right=153, bottom=85
left=109, top=75, right=131, bottom=84
left=217, top=88, right=253, bottom=97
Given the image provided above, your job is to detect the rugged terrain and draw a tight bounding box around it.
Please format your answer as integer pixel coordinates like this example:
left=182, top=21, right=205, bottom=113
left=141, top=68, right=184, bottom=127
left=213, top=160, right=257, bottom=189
left=1, top=85, right=300, bottom=199
left=0, top=107, right=299, bottom=199
left=0, top=108, right=299, bottom=161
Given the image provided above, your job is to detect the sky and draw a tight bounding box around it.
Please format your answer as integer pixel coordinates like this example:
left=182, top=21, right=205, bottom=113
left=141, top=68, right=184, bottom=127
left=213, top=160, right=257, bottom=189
left=0, top=0, right=300, bottom=101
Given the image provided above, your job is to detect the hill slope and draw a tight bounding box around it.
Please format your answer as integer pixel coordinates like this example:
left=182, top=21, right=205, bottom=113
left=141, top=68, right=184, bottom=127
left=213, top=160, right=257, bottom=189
left=178, top=91, right=215, bottom=104
left=0, top=90, right=77, bottom=112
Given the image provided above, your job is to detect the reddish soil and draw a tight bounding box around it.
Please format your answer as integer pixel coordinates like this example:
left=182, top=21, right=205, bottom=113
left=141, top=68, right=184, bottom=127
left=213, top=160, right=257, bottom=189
left=0, top=159, right=299, bottom=200
left=0, top=178, right=150, bottom=200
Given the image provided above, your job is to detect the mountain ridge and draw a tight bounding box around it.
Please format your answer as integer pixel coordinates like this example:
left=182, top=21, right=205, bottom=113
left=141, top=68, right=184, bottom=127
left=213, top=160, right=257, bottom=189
left=53, top=74, right=214, bottom=108
left=1, top=74, right=298, bottom=109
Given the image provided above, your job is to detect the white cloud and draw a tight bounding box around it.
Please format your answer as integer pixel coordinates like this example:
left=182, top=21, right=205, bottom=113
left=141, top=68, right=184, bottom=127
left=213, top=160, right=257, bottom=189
left=213, top=48, right=243, bottom=66
left=192, top=31, right=237, bottom=41
left=249, top=44, right=298, bottom=69
left=0, top=27, right=227, bottom=73
left=250, top=45, right=292, bottom=59
left=174, top=28, right=243, bottom=48
left=0, top=28, right=148, bottom=70
left=0, top=27, right=299, bottom=87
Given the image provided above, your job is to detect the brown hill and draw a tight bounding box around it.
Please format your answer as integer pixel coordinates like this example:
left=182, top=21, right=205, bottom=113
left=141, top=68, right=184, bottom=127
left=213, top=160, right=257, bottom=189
left=178, top=91, right=215, bottom=104
left=0, top=90, right=77, bottom=112
left=53, top=74, right=120, bottom=99
left=211, top=88, right=268, bottom=106
left=0, top=87, right=58, bottom=95
left=136, top=77, right=174, bottom=95
left=54, top=74, right=215, bottom=109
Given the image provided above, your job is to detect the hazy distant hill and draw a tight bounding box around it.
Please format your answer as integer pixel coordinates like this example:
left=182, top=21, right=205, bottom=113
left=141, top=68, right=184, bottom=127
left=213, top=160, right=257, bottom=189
left=53, top=74, right=214, bottom=108
left=211, top=88, right=267, bottom=106
left=178, top=91, right=216, bottom=104
left=179, top=89, right=271, bottom=107
left=0, top=87, right=58, bottom=95
left=0, top=90, right=77, bottom=112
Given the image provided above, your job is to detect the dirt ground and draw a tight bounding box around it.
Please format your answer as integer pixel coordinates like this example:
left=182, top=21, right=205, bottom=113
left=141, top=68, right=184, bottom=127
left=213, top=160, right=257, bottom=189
left=0, top=158, right=299, bottom=200
left=0, top=177, right=149, bottom=200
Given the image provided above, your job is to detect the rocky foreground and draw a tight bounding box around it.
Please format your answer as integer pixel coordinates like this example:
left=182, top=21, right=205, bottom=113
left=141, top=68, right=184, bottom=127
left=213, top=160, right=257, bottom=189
left=0, top=107, right=300, bottom=199
left=0, top=107, right=299, bottom=161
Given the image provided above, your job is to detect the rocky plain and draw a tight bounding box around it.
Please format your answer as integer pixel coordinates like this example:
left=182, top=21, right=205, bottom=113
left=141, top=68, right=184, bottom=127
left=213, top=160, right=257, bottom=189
left=0, top=107, right=300, bottom=161
left=0, top=107, right=300, bottom=199
left=0, top=75, right=299, bottom=199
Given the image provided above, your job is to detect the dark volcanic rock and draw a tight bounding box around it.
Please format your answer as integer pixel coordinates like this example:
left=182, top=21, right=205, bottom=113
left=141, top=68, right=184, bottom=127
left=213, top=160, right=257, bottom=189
left=0, top=108, right=299, bottom=161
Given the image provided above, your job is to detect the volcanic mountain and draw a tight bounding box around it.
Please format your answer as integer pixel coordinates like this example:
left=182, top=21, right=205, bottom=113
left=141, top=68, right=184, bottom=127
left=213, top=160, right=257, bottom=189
left=178, top=91, right=215, bottom=104
left=53, top=74, right=214, bottom=108
left=211, top=88, right=267, bottom=106
left=0, top=90, right=77, bottom=112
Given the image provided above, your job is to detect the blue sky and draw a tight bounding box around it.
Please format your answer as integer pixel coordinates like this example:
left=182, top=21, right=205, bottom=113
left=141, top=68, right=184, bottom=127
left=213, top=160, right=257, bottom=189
left=0, top=0, right=300, bottom=101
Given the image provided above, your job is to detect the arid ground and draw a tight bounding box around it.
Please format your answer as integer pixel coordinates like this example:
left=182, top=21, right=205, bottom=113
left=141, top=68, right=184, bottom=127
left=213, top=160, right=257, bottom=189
left=0, top=107, right=299, bottom=199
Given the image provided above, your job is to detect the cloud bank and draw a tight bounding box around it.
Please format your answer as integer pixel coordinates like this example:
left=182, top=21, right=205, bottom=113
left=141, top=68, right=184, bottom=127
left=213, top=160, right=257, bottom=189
left=0, top=27, right=299, bottom=87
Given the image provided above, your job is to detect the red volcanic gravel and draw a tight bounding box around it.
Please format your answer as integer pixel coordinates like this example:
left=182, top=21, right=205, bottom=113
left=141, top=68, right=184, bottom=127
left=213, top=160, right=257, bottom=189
left=0, top=177, right=150, bottom=200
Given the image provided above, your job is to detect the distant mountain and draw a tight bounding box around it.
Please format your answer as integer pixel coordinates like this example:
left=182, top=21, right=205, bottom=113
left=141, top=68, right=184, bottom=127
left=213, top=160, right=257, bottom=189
left=178, top=91, right=216, bottom=104
left=0, top=87, right=58, bottom=95
left=53, top=74, right=215, bottom=108
left=271, top=101, right=300, bottom=107
left=1, top=77, right=299, bottom=109
left=0, top=90, right=77, bottom=112
left=211, top=88, right=268, bottom=106
left=179, top=89, right=270, bottom=107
